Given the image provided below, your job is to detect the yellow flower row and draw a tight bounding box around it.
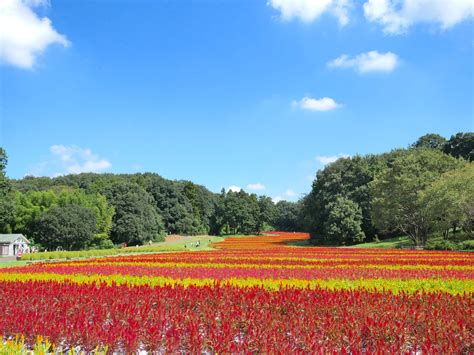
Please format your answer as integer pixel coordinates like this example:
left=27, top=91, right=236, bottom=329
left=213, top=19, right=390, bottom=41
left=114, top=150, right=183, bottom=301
left=0, top=272, right=472, bottom=295
left=43, top=261, right=474, bottom=271
left=0, top=335, right=107, bottom=354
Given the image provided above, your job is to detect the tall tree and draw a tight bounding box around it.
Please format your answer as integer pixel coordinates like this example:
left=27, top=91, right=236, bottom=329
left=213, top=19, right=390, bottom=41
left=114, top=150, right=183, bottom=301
left=274, top=200, right=301, bottom=232
left=420, top=163, right=474, bottom=239
left=302, top=155, right=377, bottom=243
left=412, top=133, right=447, bottom=150
left=33, top=204, right=97, bottom=250
left=443, top=132, right=474, bottom=161
left=323, top=196, right=365, bottom=245
left=0, top=148, right=14, bottom=232
left=103, top=182, right=165, bottom=245
left=257, top=196, right=277, bottom=233
left=209, top=189, right=261, bottom=235
left=11, top=189, right=114, bottom=244
left=371, top=148, right=463, bottom=245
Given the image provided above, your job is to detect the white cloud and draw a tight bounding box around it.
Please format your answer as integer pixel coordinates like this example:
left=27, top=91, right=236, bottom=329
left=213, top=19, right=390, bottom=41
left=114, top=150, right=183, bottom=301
left=0, top=0, right=69, bottom=69
left=285, top=189, right=296, bottom=197
left=49, top=145, right=111, bottom=174
left=272, top=196, right=284, bottom=203
left=267, top=0, right=352, bottom=26
left=227, top=185, right=242, bottom=192
left=247, top=183, right=266, bottom=191
left=292, top=96, right=341, bottom=112
left=316, top=153, right=350, bottom=165
left=363, top=0, right=474, bottom=34
left=328, top=51, right=398, bottom=73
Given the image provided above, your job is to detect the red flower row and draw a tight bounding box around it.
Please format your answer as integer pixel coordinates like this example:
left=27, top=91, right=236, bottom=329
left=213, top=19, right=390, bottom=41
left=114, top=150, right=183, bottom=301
left=0, top=281, right=472, bottom=353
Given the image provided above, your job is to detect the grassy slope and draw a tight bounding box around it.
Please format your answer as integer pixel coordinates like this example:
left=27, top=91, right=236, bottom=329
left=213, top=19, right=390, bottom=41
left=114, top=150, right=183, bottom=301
left=342, top=236, right=412, bottom=249
left=0, top=260, right=29, bottom=268
left=346, top=234, right=474, bottom=249
left=0, top=235, right=225, bottom=267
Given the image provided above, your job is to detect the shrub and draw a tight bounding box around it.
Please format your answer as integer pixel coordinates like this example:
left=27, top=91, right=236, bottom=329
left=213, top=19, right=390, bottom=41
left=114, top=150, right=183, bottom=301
left=425, top=240, right=459, bottom=251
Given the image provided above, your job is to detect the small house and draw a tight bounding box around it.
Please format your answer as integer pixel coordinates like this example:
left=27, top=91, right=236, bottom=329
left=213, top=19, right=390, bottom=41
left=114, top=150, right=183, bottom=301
left=0, top=234, right=30, bottom=257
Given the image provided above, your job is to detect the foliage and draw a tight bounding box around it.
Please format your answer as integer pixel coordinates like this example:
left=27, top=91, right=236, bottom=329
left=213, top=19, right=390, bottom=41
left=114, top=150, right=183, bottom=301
left=103, top=182, right=165, bottom=245
left=274, top=200, right=301, bottom=231
left=412, top=133, right=447, bottom=150
left=210, top=189, right=264, bottom=235
left=443, top=132, right=474, bottom=161
left=0, top=148, right=14, bottom=233
left=257, top=196, right=278, bottom=232
left=11, top=189, right=114, bottom=246
left=420, top=163, right=474, bottom=239
left=33, top=204, right=97, bottom=250
left=323, top=196, right=365, bottom=244
left=371, top=148, right=463, bottom=245
left=303, top=155, right=378, bottom=242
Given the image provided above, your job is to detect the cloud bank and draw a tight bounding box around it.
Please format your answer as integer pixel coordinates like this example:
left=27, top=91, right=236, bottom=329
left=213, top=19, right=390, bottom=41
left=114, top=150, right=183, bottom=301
left=364, top=0, right=474, bottom=34
left=328, top=51, right=399, bottom=73
left=267, top=0, right=352, bottom=26
left=0, top=0, right=69, bottom=69
left=292, top=96, right=341, bottom=112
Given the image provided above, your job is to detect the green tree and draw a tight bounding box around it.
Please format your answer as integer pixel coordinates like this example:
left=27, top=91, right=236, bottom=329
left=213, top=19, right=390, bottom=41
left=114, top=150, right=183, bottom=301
left=274, top=200, right=301, bottom=231
left=0, top=148, right=14, bottom=232
left=209, top=189, right=261, bottom=235
left=257, top=196, right=277, bottom=233
left=371, top=148, right=463, bottom=245
left=144, top=178, right=198, bottom=235
left=56, top=189, right=114, bottom=236
left=443, top=132, right=474, bottom=161
left=412, top=133, right=447, bottom=150
left=33, top=204, right=97, bottom=250
left=323, top=196, right=365, bottom=245
left=420, top=163, right=474, bottom=239
left=104, top=182, right=165, bottom=245
left=302, top=155, right=377, bottom=243
left=11, top=189, right=114, bottom=246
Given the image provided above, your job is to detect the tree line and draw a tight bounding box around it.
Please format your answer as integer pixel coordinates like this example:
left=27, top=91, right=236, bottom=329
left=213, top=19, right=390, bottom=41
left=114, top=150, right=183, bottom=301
left=299, top=132, right=474, bottom=247
left=0, top=153, right=284, bottom=250
left=0, top=131, right=472, bottom=251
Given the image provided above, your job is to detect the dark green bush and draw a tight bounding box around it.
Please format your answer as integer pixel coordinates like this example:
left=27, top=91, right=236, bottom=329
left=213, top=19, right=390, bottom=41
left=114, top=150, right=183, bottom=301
left=425, top=240, right=459, bottom=251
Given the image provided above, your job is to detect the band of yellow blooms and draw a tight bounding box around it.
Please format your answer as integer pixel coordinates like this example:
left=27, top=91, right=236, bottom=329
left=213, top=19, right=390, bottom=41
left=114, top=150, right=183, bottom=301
left=0, top=272, right=472, bottom=295
left=39, top=261, right=474, bottom=271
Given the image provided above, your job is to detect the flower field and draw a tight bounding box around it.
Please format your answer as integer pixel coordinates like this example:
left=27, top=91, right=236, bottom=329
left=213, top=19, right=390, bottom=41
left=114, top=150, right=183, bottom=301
left=1, top=232, right=473, bottom=353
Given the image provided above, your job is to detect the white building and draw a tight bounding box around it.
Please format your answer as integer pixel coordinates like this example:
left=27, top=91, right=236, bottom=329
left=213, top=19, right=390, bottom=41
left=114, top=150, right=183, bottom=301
left=0, top=234, right=30, bottom=257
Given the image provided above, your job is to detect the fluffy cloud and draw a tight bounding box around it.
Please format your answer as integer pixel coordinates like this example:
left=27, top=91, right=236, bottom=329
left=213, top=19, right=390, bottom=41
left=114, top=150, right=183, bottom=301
left=272, top=196, right=284, bottom=203
left=247, top=183, right=266, bottom=191
left=49, top=145, right=111, bottom=175
left=363, top=0, right=474, bottom=34
left=227, top=185, right=242, bottom=192
left=267, top=0, right=352, bottom=26
left=292, top=96, right=341, bottom=112
left=316, top=153, right=349, bottom=165
left=285, top=189, right=296, bottom=197
left=328, top=51, right=398, bottom=73
left=0, top=0, right=69, bottom=69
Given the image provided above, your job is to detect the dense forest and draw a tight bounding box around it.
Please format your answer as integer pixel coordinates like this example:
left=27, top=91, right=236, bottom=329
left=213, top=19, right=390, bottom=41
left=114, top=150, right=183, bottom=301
left=299, top=132, right=474, bottom=248
left=0, top=132, right=473, bottom=250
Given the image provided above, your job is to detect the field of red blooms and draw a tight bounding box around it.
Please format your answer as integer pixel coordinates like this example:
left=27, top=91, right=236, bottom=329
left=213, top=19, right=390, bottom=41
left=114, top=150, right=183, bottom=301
left=0, top=232, right=473, bottom=353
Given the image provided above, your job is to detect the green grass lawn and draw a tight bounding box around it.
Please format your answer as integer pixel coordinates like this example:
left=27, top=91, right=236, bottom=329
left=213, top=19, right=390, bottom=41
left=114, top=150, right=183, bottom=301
left=0, top=259, right=29, bottom=268
left=0, top=235, right=226, bottom=265
left=154, top=235, right=224, bottom=251
left=345, top=234, right=474, bottom=250
left=343, top=236, right=413, bottom=249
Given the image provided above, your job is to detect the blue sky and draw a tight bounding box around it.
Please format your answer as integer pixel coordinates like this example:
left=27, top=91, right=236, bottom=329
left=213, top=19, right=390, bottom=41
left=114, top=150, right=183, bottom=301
left=1, top=0, right=473, bottom=202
